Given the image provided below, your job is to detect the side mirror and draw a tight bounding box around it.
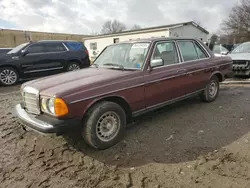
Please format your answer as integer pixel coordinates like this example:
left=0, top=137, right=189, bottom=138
left=21, top=49, right=28, bottom=56
left=221, top=51, right=228, bottom=55
left=150, top=58, right=164, bottom=68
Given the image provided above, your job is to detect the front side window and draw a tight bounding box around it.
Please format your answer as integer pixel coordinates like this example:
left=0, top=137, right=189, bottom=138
left=151, top=41, right=179, bottom=66
left=93, top=42, right=150, bottom=70
left=27, top=44, right=45, bottom=54
left=178, top=41, right=199, bottom=61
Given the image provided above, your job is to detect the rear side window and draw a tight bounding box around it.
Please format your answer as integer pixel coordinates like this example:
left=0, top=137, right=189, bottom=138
left=177, top=41, right=208, bottom=61
left=178, top=41, right=198, bottom=61
left=44, top=43, right=66, bottom=52
left=194, top=42, right=208, bottom=59
left=65, top=42, right=86, bottom=51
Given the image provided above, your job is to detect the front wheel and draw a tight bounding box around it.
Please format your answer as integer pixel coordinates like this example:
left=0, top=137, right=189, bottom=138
left=82, top=101, right=126, bottom=150
left=0, top=67, right=19, bottom=86
left=200, top=76, right=219, bottom=102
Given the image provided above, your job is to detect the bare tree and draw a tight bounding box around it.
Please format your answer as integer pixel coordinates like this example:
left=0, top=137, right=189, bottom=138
left=90, top=31, right=99, bottom=36
left=221, top=0, right=250, bottom=43
left=101, top=20, right=126, bottom=34
left=131, top=24, right=141, bottom=30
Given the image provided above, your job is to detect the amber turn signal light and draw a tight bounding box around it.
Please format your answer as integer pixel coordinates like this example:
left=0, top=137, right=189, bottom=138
left=54, top=98, right=69, bottom=117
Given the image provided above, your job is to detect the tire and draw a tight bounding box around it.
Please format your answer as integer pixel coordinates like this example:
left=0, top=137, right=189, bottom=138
left=200, top=75, right=219, bottom=102
left=82, top=101, right=127, bottom=150
left=0, top=67, right=19, bottom=86
left=67, top=62, right=81, bottom=71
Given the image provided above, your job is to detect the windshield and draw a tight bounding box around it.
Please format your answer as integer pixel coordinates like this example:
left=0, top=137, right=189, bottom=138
left=93, top=42, right=150, bottom=70
left=231, top=42, right=250, bottom=54
left=7, top=42, right=29, bottom=54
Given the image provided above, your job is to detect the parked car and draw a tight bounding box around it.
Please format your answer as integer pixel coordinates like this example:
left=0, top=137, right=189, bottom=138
left=212, top=44, right=229, bottom=57
left=227, top=41, right=250, bottom=76
left=0, top=48, right=12, bottom=56
left=0, top=40, right=90, bottom=86
left=14, top=37, right=233, bottom=150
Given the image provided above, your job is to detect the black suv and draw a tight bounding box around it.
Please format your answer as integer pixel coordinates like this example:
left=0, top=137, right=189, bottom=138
left=0, top=40, right=90, bottom=86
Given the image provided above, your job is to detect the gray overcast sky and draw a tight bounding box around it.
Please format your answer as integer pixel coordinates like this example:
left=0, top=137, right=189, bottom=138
left=0, top=0, right=240, bottom=34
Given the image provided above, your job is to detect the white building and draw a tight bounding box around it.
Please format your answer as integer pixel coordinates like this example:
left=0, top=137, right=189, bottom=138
left=83, top=21, right=209, bottom=61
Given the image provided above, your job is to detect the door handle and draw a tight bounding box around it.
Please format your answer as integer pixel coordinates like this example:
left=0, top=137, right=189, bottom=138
left=22, top=65, right=32, bottom=67
left=176, top=69, right=186, bottom=73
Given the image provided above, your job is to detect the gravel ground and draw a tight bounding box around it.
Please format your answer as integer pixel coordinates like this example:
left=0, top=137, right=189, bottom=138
left=0, top=84, right=250, bottom=188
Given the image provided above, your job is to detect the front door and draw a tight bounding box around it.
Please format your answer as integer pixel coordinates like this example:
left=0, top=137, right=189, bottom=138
left=42, top=42, right=68, bottom=75
left=19, top=43, right=47, bottom=78
left=20, top=43, right=66, bottom=78
left=144, top=40, right=188, bottom=108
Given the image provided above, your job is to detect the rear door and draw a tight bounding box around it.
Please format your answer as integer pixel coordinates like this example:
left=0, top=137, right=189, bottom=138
left=42, top=42, right=67, bottom=73
left=176, top=40, right=211, bottom=94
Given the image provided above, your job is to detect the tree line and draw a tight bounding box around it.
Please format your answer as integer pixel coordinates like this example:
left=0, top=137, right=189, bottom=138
left=96, top=0, right=250, bottom=45
left=219, top=0, right=250, bottom=44
left=92, top=20, right=141, bottom=35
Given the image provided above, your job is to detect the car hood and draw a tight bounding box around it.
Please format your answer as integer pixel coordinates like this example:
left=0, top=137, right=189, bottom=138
left=228, top=53, right=250, bottom=60
left=22, top=67, right=139, bottom=98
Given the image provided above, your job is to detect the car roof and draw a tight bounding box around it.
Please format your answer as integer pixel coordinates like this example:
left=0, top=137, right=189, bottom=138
left=110, top=37, right=202, bottom=45
left=37, top=40, right=81, bottom=43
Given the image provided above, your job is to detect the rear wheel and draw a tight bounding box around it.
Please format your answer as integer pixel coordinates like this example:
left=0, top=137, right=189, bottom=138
left=82, top=101, right=126, bottom=150
left=67, top=62, right=81, bottom=71
left=0, top=67, right=19, bottom=86
left=200, top=75, right=219, bottom=102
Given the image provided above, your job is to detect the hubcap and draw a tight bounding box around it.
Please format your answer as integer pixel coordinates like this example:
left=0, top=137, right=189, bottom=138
left=208, top=81, right=218, bottom=98
left=96, top=111, right=120, bottom=142
left=0, top=69, right=17, bottom=85
left=68, top=64, right=80, bottom=71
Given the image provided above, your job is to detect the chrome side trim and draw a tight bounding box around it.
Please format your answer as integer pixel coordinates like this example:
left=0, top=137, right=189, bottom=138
left=24, top=67, right=64, bottom=73
left=62, top=42, right=69, bottom=51
left=69, top=62, right=231, bottom=104
left=69, top=83, right=145, bottom=104
left=146, top=62, right=232, bottom=84
left=132, top=89, right=204, bottom=117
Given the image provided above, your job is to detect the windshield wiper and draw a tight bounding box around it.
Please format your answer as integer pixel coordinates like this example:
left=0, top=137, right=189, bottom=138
left=103, top=63, right=124, bottom=70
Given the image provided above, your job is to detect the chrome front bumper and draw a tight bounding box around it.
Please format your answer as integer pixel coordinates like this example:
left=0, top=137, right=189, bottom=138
left=14, top=104, right=54, bottom=133
left=14, top=104, right=81, bottom=134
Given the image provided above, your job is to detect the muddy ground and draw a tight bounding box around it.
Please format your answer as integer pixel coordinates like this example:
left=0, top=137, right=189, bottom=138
left=0, top=84, right=250, bottom=188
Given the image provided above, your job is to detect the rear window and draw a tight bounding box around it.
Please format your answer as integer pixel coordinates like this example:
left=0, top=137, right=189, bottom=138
left=64, top=42, right=86, bottom=51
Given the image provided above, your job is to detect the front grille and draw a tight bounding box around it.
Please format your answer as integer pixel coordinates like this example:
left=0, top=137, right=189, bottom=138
left=22, top=87, right=40, bottom=115
left=233, top=60, right=248, bottom=65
